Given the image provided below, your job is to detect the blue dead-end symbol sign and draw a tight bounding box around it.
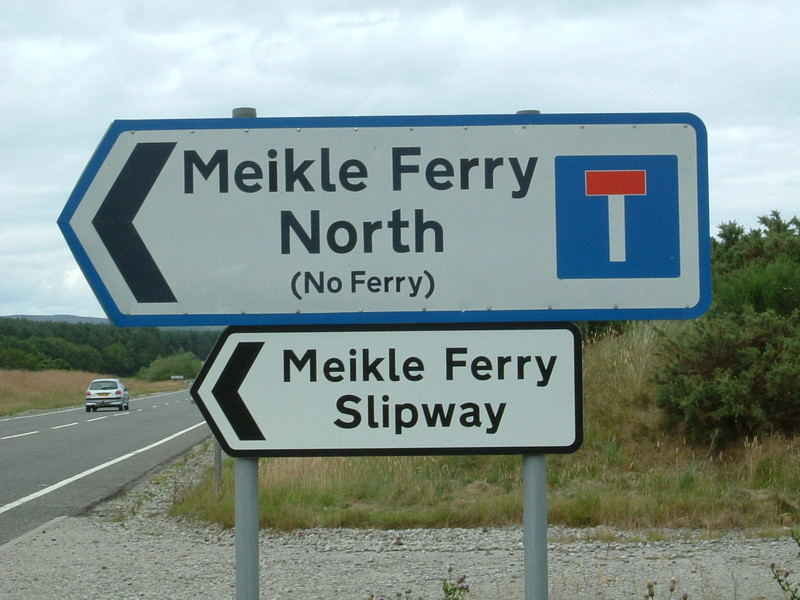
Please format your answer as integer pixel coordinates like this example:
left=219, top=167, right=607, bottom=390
left=555, top=155, right=681, bottom=280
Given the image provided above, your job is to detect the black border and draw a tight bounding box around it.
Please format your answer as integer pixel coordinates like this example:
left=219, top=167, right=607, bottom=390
left=191, top=322, right=583, bottom=458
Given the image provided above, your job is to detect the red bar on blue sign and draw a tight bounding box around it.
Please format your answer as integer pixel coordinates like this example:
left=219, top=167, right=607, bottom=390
left=585, top=170, right=647, bottom=196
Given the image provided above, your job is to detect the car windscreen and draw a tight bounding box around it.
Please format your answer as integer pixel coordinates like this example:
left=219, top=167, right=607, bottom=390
left=89, top=381, right=118, bottom=390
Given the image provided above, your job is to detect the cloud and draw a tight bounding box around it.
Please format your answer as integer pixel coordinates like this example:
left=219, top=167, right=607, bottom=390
left=0, top=0, right=798, bottom=317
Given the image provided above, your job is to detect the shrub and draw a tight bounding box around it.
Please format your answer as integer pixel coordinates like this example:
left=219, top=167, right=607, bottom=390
left=711, top=211, right=800, bottom=316
left=712, top=258, right=800, bottom=316
left=136, top=350, right=202, bottom=381
left=712, top=211, right=799, bottom=275
left=654, top=308, right=800, bottom=445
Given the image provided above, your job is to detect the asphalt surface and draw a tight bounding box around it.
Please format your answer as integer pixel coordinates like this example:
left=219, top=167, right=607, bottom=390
left=0, top=389, right=211, bottom=544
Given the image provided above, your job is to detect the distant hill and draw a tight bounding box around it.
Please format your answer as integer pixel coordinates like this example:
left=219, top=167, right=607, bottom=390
left=4, top=314, right=109, bottom=325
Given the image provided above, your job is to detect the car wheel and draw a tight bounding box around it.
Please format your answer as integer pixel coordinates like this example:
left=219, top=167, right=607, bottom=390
left=125, top=402, right=130, bottom=411
left=86, top=406, right=90, bottom=412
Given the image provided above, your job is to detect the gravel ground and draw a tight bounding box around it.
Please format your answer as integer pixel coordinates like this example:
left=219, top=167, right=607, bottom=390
left=1, top=442, right=796, bottom=600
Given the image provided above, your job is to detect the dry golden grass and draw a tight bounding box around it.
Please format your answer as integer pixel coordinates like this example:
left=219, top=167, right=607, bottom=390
left=0, top=369, right=188, bottom=416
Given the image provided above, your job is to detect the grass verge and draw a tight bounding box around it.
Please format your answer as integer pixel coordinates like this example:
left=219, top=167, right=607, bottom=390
left=3, top=323, right=797, bottom=533
left=170, top=321, right=800, bottom=532
left=0, top=369, right=188, bottom=416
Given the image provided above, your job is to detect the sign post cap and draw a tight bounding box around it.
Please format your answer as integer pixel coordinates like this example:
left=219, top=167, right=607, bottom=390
left=232, top=107, right=257, bottom=118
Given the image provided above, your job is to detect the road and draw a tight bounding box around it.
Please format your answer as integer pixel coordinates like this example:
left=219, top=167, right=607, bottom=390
left=0, top=389, right=211, bottom=545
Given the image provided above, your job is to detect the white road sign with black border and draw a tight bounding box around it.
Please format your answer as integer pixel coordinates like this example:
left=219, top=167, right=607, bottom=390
left=190, top=323, right=583, bottom=457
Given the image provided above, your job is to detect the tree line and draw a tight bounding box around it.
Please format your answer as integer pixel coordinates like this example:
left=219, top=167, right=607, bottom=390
left=0, top=317, right=220, bottom=377
left=2, top=210, right=796, bottom=400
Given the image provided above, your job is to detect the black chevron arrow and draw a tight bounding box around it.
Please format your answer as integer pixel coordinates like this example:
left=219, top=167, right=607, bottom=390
left=92, top=142, right=178, bottom=303
left=211, top=342, right=266, bottom=441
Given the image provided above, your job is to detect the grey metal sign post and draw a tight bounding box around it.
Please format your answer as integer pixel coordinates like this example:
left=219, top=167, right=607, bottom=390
left=192, top=322, right=584, bottom=600
left=235, top=455, right=259, bottom=600
left=517, top=108, right=549, bottom=600
left=524, top=454, right=548, bottom=598
left=231, top=106, right=261, bottom=600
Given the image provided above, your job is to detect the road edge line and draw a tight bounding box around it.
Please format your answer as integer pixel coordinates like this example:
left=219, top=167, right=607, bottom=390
left=0, top=422, right=205, bottom=517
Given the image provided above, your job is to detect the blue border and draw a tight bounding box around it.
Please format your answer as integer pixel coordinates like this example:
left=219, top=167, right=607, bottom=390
left=57, top=112, right=710, bottom=327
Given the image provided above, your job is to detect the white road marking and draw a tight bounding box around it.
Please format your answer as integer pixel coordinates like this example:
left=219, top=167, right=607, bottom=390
left=1, top=431, right=39, bottom=441
left=51, top=422, right=78, bottom=430
left=0, top=391, right=188, bottom=422
left=0, top=422, right=206, bottom=516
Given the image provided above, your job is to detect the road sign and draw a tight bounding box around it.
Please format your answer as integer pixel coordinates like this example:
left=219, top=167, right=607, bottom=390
left=190, top=323, right=582, bottom=457
left=58, top=113, right=710, bottom=327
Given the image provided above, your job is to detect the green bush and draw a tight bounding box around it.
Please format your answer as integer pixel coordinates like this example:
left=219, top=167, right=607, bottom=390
left=713, top=258, right=800, bottom=316
left=0, top=346, right=43, bottom=370
left=137, top=350, right=202, bottom=381
left=712, top=211, right=799, bottom=272
left=711, top=211, right=800, bottom=316
left=654, top=308, right=800, bottom=445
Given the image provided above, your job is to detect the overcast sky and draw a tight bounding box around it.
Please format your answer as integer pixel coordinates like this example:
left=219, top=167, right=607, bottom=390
left=1, top=0, right=797, bottom=319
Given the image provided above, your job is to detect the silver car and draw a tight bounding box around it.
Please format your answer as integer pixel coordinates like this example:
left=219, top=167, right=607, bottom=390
left=85, top=378, right=130, bottom=412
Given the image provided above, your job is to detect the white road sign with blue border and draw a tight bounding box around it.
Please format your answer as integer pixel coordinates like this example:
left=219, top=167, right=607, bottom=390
left=58, top=113, right=710, bottom=327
